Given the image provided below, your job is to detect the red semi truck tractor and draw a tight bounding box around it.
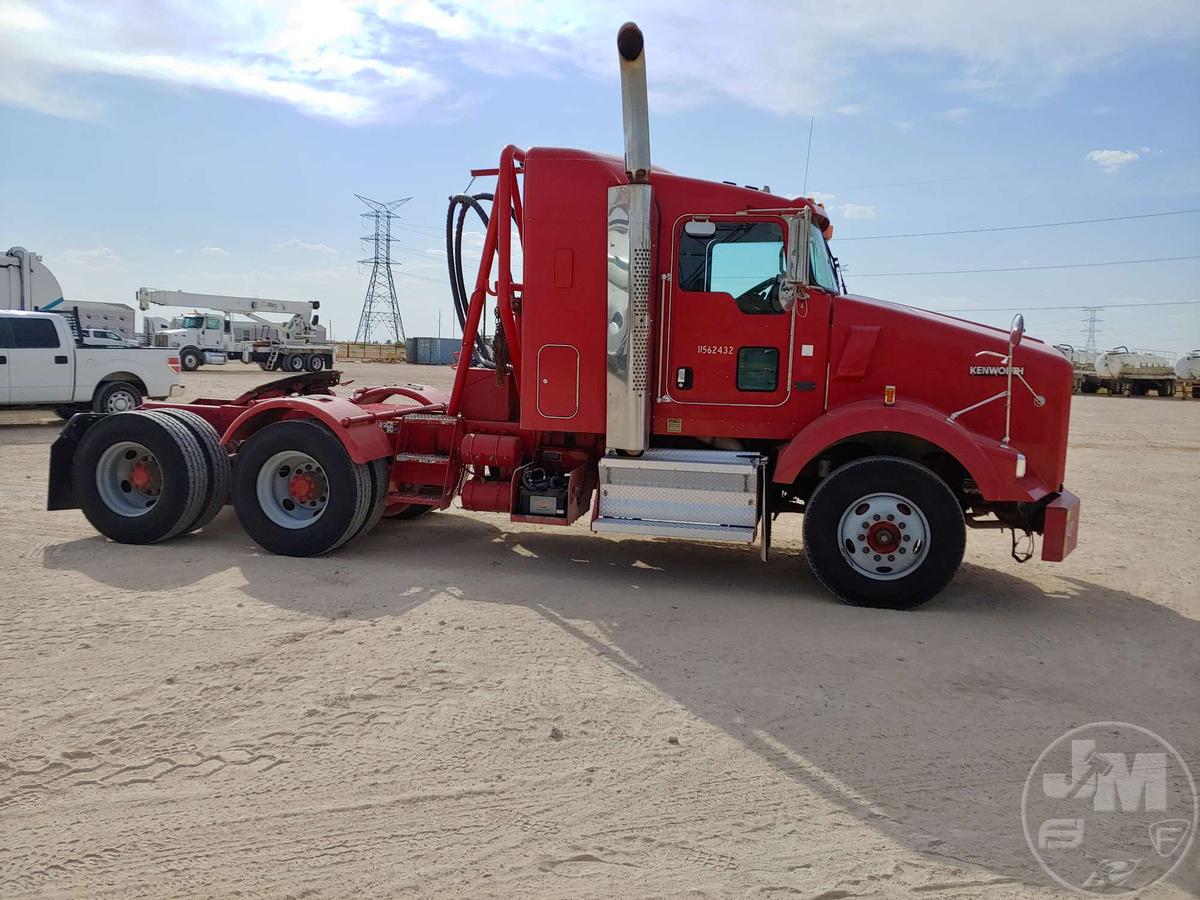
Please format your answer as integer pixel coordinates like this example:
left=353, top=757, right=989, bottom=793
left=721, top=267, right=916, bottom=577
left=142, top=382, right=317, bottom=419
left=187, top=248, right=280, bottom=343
left=47, top=24, right=1079, bottom=609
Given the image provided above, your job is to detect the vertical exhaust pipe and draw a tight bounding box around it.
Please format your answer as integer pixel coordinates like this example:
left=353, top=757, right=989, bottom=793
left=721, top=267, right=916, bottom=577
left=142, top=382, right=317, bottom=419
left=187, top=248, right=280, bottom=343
left=606, top=22, right=653, bottom=453
left=617, top=22, right=650, bottom=183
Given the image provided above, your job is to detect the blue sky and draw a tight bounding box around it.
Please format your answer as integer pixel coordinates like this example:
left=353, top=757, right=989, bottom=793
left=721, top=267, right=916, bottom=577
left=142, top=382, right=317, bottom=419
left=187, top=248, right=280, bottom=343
left=2, top=1, right=1198, bottom=356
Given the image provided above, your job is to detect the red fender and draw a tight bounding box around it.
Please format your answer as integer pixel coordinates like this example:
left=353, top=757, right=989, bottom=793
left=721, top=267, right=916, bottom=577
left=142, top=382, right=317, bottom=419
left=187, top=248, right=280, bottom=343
left=773, top=398, right=1023, bottom=500
left=220, top=396, right=392, bottom=464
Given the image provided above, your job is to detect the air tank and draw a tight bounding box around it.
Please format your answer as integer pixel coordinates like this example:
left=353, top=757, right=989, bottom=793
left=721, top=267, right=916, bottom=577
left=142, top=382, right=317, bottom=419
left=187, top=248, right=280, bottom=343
left=1094, top=347, right=1175, bottom=379
left=1176, top=351, right=1200, bottom=380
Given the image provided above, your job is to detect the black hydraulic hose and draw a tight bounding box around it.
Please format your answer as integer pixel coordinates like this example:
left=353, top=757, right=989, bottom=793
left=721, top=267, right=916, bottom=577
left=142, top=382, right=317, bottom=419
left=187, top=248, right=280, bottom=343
left=446, top=192, right=497, bottom=367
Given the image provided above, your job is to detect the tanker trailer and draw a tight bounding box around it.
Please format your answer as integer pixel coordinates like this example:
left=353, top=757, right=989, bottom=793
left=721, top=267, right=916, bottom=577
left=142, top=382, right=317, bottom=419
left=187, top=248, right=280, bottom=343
left=1176, top=350, right=1200, bottom=397
left=1094, top=346, right=1177, bottom=396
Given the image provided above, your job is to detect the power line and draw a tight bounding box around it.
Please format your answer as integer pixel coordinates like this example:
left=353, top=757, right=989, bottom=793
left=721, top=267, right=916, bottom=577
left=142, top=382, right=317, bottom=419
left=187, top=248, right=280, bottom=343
left=836, top=208, right=1200, bottom=241
left=851, top=255, right=1200, bottom=277
left=929, top=299, right=1200, bottom=313
left=394, top=269, right=446, bottom=284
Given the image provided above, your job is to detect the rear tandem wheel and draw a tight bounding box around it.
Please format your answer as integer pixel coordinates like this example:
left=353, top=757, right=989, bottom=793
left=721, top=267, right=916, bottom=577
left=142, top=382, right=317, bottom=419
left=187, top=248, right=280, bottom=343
left=72, top=411, right=210, bottom=544
left=231, top=419, right=377, bottom=556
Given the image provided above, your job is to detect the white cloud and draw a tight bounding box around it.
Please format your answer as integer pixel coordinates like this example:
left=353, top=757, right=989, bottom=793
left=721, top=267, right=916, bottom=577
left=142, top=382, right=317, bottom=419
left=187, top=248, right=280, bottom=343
left=1, top=1, right=1197, bottom=124
left=273, top=239, right=337, bottom=254
left=941, top=107, right=971, bottom=124
left=840, top=203, right=877, bottom=219
left=201, top=246, right=229, bottom=256
left=837, top=104, right=863, bottom=116
left=1086, top=148, right=1142, bottom=172
left=61, top=246, right=122, bottom=267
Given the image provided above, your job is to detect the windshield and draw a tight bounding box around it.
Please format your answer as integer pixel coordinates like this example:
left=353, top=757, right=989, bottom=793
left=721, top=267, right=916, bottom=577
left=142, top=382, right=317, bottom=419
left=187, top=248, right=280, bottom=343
left=181, top=315, right=205, bottom=329
left=808, top=223, right=839, bottom=293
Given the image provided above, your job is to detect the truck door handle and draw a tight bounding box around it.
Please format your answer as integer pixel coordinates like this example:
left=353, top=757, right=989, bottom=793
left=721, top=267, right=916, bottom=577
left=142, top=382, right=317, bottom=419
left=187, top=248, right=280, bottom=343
left=55, top=355, right=69, bottom=364
left=0, top=355, right=6, bottom=364
left=675, top=366, right=693, bottom=390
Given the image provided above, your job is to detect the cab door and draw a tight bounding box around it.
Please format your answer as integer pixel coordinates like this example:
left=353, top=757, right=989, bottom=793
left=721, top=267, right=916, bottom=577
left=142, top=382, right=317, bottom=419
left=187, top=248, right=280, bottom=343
left=0, top=318, right=11, bottom=404
left=7, top=315, right=72, bottom=403
left=661, top=214, right=833, bottom=427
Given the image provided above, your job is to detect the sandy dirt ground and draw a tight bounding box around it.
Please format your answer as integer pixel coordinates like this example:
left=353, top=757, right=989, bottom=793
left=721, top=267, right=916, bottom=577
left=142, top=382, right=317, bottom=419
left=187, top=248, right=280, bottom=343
left=1, top=362, right=1197, bottom=898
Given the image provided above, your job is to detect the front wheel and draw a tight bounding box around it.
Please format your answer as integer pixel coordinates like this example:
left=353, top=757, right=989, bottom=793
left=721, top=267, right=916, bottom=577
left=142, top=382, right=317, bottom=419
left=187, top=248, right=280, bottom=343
left=802, top=456, right=965, bottom=610
left=232, top=420, right=374, bottom=556
left=180, top=347, right=203, bottom=372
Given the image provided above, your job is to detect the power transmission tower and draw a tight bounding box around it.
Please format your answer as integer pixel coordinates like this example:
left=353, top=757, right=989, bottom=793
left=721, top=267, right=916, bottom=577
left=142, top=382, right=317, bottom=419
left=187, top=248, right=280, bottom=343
left=1081, top=306, right=1103, bottom=354
left=354, top=194, right=410, bottom=344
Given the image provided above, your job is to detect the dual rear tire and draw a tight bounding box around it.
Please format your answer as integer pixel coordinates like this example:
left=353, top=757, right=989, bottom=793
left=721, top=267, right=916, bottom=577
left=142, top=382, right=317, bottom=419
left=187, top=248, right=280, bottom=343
left=73, top=410, right=229, bottom=544
left=231, top=420, right=388, bottom=556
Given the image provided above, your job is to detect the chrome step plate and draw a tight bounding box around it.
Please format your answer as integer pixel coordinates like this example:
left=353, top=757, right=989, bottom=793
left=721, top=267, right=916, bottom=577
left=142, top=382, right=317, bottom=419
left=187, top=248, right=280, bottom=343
left=592, top=448, right=762, bottom=543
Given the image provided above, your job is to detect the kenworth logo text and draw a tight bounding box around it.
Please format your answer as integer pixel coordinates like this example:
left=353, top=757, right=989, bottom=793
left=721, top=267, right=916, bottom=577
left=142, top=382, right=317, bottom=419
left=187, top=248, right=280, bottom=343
left=970, top=365, right=1025, bottom=376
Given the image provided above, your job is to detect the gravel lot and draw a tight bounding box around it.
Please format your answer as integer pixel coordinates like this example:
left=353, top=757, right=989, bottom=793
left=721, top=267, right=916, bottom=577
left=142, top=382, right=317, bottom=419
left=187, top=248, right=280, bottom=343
left=2, top=362, right=1197, bottom=897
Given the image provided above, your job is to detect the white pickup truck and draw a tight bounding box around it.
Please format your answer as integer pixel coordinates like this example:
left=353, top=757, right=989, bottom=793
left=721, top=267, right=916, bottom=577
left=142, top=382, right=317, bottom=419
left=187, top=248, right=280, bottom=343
left=0, top=310, right=182, bottom=418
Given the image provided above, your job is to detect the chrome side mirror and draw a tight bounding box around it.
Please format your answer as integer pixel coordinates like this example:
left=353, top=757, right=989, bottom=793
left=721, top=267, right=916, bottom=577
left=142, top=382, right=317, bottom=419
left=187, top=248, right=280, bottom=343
left=784, top=208, right=810, bottom=284
left=1009, top=313, right=1025, bottom=350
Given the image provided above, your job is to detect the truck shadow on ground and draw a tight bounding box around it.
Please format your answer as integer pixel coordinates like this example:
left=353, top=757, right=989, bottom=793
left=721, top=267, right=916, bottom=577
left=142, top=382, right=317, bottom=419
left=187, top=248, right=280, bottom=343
left=43, top=508, right=1200, bottom=894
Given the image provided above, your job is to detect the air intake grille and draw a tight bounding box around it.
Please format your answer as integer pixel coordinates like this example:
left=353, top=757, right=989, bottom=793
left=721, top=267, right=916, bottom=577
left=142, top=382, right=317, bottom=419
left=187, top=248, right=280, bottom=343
left=631, top=246, right=651, bottom=394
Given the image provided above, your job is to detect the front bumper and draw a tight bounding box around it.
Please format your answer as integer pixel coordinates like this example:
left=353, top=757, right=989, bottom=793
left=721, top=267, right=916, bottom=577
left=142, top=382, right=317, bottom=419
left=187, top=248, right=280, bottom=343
left=1040, top=489, right=1080, bottom=562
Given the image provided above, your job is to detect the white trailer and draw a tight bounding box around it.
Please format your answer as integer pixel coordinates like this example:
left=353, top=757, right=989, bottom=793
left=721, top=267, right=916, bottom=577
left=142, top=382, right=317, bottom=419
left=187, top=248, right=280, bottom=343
left=137, top=288, right=335, bottom=372
left=1093, top=346, right=1178, bottom=397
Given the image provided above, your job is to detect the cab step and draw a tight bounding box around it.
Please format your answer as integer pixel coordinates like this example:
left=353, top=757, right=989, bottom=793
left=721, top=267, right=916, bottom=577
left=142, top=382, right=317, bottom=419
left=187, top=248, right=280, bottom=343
left=591, top=448, right=763, bottom=544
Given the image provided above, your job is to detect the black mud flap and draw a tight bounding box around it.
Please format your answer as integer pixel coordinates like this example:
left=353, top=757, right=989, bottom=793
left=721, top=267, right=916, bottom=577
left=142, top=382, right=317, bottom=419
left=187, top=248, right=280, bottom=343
left=47, top=413, right=105, bottom=511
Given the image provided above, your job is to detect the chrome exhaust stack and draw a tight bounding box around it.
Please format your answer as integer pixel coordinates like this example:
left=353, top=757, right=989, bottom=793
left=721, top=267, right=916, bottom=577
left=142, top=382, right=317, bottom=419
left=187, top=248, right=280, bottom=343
left=617, top=22, right=651, bottom=183
left=606, top=22, right=654, bottom=453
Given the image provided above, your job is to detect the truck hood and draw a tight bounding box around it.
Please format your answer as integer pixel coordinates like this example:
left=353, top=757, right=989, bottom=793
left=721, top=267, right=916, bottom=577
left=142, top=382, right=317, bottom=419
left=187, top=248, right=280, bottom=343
left=827, top=293, right=1074, bottom=490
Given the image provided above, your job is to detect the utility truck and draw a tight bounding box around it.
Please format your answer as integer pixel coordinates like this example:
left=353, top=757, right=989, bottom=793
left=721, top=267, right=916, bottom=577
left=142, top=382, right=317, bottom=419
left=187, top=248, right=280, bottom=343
left=137, top=288, right=334, bottom=373
left=47, top=24, right=1080, bottom=609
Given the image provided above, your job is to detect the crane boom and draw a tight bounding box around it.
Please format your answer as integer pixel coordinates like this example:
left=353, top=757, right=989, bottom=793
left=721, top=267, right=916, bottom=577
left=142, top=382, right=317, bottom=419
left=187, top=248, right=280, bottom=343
left=136, top=288, right=319, bottom=321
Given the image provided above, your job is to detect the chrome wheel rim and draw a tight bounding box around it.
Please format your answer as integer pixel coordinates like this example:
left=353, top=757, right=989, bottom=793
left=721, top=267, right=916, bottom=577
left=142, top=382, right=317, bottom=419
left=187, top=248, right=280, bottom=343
left=837, top=492, right=929, bottom=581
left=104, top=389, right=138, bottom=413
left=256, top=450, right=328, bottom=529
left=96, top=441, right=161, bottom=517
left=309, top=356, right=325, bottom=371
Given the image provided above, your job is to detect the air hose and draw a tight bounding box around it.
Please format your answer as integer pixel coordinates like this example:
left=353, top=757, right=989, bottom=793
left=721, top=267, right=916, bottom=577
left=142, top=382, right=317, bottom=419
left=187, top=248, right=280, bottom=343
left=445, top=192, right=497, bottom=368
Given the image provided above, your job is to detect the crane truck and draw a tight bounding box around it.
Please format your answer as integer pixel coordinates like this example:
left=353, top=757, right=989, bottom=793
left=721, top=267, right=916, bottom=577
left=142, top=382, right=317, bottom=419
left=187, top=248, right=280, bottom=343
left=137, top=288, right=335, bottom=373
left=45, top=23, right=1080, bottom=610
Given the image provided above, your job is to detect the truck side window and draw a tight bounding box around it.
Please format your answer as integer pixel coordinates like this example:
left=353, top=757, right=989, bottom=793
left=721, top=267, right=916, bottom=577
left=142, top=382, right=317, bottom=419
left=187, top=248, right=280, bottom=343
left=737, top=347, right=779, bottom=392
left=10, top=318, right=60, bottom=348
left=678, top=221, right=785, bottom=314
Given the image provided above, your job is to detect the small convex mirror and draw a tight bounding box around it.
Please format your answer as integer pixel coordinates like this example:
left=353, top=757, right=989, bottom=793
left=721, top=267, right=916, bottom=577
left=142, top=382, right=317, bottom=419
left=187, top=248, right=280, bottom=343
left=1009, top=313, right=1025, bottom=349
left=683, top=219, right=717, bottom=238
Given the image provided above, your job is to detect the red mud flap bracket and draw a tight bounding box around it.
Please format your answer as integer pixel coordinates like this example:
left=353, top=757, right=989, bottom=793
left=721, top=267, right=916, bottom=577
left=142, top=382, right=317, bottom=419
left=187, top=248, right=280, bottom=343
left=1040, top=489, right=1080, bottom=562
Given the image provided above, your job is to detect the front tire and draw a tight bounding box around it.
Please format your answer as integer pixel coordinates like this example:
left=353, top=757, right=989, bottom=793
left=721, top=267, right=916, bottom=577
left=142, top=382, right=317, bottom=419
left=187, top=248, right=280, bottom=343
left=232, top=420, right=374, bottom=556
left=180, top=347, right=203, bottom=372
left=802, top=456, right=965, bottom=610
